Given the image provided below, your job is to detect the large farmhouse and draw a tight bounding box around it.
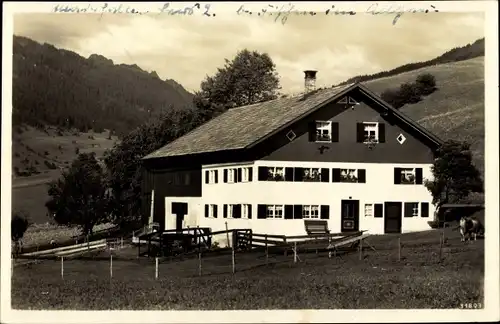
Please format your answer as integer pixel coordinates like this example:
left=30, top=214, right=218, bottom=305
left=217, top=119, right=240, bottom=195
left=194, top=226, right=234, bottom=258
left=141, top=72, right=443, bottom=244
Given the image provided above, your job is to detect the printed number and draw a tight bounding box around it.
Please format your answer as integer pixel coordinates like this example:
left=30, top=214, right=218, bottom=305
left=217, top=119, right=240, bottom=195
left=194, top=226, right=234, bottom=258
left=460, top=303, right=482, bottom=309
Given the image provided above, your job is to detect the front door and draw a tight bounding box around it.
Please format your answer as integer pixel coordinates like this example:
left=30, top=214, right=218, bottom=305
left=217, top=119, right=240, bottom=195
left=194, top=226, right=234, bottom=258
left=171, top=202, right=188, bottom=232
left=341, top=200, right=359, bottom=232
left=384, top=202, right=402, bottom=234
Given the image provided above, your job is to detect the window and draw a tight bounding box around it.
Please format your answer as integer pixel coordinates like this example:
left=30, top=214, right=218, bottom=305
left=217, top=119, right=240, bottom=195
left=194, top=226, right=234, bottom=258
left=332, top=168, right=366, bottom=183
left=207, top=170, right=217, bottom=184
left=340, top=169, right=358, bottom=182
left=303, top=205, right=320, bottom=219
left=209, top=204, right=217, bottom=218
left=401, top=168, right=416, bottom=184
left=227, top=169, right=236, bottom=183
left=242, top=167, right=251, bottom=182
left=242, top=204, right=251, bottom=218
left=316, top=121, right=332, bottom=142
left=303, top=168, right=321, bottom=182
left=228, top=204, right=235, bottom=217
left=267, top=167, right=285, bottom=181
left=404, top=202, right=419, bottom=217
left=364, top=204, right=373, bottom=217
left=266, top=205, right=284, bottom=219
left=363, top=122, right=379, bottom=143
left=205, top=204, right=218, bottom=218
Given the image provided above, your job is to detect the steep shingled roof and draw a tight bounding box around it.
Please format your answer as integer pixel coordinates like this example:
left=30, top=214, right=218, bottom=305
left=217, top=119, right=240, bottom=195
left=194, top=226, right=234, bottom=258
left=143, top=82, right=442, bottom=160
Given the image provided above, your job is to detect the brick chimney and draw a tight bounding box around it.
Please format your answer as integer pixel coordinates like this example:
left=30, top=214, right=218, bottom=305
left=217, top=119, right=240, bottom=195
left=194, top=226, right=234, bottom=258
left=304, top=70, right=317, bottom=93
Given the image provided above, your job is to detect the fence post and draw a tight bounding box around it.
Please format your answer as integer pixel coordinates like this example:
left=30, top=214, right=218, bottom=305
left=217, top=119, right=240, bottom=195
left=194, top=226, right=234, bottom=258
left=398, top=237, right=401, bottom=262
left=265, top=235, right=268, bottom=266
left=61, top=256, right=64, bottom=279
left=198, top=251, right=202, bottom=276
left=110, top=254, right=113, bottom=278
left=283, top=237, right=287, bottom=257
left=359, top=239, right=363, bottom=261
left=121, top=237, right=123, bottom=248
left=225, top=222, right=230, bottom=248
left=155, top=257, right=159, bottom=280
left=294, top=241, right=297, bottom=264
left=439, top=231, right=444, bottom=262
left=231, top=243, right=235, bottom=274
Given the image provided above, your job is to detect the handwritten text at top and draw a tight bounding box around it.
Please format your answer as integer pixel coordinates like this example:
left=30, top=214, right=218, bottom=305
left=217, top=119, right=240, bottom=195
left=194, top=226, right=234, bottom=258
left=52, top=2, right=439, bottom=26
left=236, top=3, right=440, bottom=25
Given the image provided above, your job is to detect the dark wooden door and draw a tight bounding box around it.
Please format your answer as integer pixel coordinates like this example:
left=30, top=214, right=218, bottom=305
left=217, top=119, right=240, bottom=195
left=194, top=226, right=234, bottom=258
left=171, top=202, right=188, bottom=231
left=341, top=200, right=359, bottom=232
left=384, top=202, right=402, bottom=233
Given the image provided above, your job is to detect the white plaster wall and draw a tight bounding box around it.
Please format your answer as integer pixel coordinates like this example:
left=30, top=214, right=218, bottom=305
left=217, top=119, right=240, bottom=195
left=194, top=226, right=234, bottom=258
left=196, top=160, right=436, bottom=241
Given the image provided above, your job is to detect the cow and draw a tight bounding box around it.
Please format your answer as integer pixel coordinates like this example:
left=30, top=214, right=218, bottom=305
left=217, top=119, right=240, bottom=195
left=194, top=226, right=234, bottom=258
left=459, top=216, right=484, bottom=242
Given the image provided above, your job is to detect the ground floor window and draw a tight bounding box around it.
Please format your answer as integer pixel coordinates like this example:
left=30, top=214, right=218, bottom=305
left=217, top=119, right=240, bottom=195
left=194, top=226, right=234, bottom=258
left=364, top=203, right=373, bottom=217
left=266, top=205, right=284, bottom=218
left=302, top=205, right=320, bottom=219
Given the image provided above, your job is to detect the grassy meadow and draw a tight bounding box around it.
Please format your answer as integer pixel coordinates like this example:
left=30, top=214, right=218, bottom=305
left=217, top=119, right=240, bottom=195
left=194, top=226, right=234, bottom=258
left=11, top=226, right=484, bottom=310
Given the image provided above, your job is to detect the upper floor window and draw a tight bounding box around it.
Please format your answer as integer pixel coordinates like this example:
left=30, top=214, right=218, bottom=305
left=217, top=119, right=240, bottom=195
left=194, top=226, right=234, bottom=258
left=309, top=121, right=339, bottom=143
left=205, top=170, right=218, bottom=184
left=363, top=122, right=378, bottom=143
left=242, top=167, right=251, bottom=182
left=394, top=167, right=423, bottom=185
left=303, top=168, right=321, bottom=182
left=316, top=121, right=332, bottom=142
left=356, top=122, right=386, bottom=144
left=267, top=167, right=285, bottom=181
left=332, top=168, right=366, bottom=183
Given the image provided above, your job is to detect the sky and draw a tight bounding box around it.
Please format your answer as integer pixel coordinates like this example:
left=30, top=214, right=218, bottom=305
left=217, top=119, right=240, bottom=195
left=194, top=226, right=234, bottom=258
left=13, top=9, right=484, bottom=94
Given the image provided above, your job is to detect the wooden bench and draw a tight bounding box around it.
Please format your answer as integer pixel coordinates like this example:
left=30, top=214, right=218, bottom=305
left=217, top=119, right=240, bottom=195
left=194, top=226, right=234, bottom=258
left=304, top=220, right=330, bottom=236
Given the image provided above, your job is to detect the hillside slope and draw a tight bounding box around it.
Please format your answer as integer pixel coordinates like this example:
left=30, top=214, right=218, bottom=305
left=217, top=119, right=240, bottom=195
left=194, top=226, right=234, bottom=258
left=12, top=35, right=194, bottom=136
left=363, top=56, right=484, bottom=174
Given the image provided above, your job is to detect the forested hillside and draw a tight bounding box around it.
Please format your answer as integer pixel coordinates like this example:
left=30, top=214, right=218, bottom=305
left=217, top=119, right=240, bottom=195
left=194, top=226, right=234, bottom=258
left=12, top=35, right=194, bottom=136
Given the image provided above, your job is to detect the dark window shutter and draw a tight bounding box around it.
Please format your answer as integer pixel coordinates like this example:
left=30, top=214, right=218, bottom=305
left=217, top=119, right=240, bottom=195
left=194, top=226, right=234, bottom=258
left=233, top=204, right=241, bottom=218
left=320, top=168, right=329, bottom=182
left=248, top=168, right=253, bottom=182
left=248, top=205, right=252, bottom=219
left=214, top=170, right=218, bottom=183
left=293, top=205, right=303, bottom=219
left=415, top=168, right=423, bottom=184
left=237, top=168, right=242, bottom=183
left=257, top=204, right=267, bottom=219
left=421, top=202, right=429, bottom=218
left=285, top=167, right=294, bottom=181
left=258, top=167, right=268, bottom=181
left=223, top=169, right=228, bottom=183
left=378, top=123, right=386, bottom=143
left=205, top=171, right=209, bottom=184
left=331, top=122, right=339, bottom=142
left=320, top=205, right=330, bottom=219
left=294, top=168, right=304, bottom=182
left=404, top=203, right=413, bottom=217
left=308, top=121, right=317, bottom=142
left=332, top=168, right=341, bottom=182
left=394, top=168, right=401, bottom=184
left=223, top=204, right=228, bottom=218
left=357, top=169, right=366, bottom=183
left=214, top=205, right=218, bottom=218
left=205, top=204, right=209, bottom=217
left=284, top=205, right=294, bottom=219
left=356, top=123, right=365, bottom=143
left=374, top=204, right=383, bottom=218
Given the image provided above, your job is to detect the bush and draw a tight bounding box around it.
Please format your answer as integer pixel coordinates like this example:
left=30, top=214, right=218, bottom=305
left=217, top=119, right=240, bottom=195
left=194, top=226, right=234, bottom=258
left=12, top=210, right=30, bottom=242
left=415, top=73, right=437, bottom=96
left=381, top=73, right=437, bottom=109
